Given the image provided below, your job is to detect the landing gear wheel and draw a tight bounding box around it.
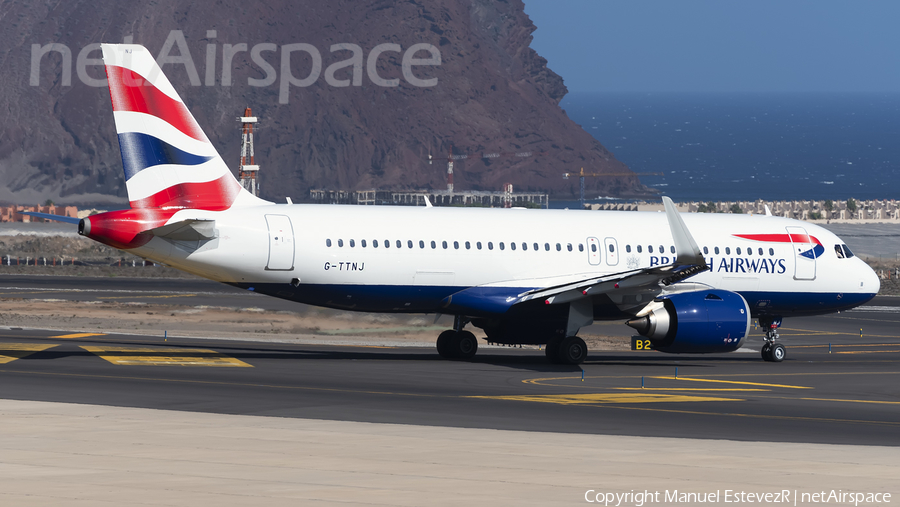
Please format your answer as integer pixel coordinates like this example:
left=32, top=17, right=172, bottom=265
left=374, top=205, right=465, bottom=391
left=770, top=343, right=785, bottom=362
left=557, top=336, right=588, bottom=365
left=545, top=336, right=562, bottom=362
left=436, top=330, right=457, bottom=359
left=455, top=331, right=478, bottom=360
left=760, top=342, right=772, bottom=361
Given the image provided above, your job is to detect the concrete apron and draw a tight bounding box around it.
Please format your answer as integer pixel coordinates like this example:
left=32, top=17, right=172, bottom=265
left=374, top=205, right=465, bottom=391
left=0, top=399, right=896, bottom=506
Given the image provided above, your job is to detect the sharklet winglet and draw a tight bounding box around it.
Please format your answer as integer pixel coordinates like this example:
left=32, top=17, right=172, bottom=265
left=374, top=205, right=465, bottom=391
left=662, top=196, right=706, bottom=267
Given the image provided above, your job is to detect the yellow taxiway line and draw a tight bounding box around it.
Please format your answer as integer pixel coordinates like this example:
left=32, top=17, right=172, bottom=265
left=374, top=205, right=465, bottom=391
left=81, top=346, right=252, bottom=367
left=0, top=343, right=58, bottom=364
left=468, top=393, right=743, bottom=404
left=649, top=376, right=813, bottom=389
left=51, top=333, right=107, bottom=339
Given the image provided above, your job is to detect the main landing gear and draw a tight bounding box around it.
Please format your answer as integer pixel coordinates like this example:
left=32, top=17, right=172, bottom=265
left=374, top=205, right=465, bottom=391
left=436, top=316, right=478, bottom=360
left=759, top=316, right=785, bottom=362
left=545, top=335, right=588, bottom=365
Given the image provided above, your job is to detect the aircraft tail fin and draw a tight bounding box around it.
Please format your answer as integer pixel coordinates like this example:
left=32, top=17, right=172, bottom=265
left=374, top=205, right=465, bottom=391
left=101, top=44, right=267, bottom=211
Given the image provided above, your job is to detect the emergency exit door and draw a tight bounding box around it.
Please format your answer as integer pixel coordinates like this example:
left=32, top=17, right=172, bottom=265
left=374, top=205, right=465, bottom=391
left=604, top=237, right=619, bottom=266
left=587, top=237, right=601, bottom=265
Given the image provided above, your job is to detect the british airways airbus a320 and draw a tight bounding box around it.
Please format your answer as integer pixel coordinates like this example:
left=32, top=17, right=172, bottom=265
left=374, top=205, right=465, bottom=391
left=29, top=45, right=879, bottom=365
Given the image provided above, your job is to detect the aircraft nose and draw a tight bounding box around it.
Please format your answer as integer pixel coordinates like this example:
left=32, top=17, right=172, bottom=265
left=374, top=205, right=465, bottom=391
left=861, top=260, right=880, bottom=295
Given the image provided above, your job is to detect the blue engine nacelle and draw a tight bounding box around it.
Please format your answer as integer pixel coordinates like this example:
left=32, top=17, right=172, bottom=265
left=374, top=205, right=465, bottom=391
left=626, top=289, right=750, bottom=353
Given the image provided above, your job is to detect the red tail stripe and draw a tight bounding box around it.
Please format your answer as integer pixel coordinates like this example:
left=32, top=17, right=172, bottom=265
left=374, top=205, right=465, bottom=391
left=733, top=233, right=822, bottom=245
left=129, top=174, right=242, bottom=210
left=105, top=65, right=206, bottom=142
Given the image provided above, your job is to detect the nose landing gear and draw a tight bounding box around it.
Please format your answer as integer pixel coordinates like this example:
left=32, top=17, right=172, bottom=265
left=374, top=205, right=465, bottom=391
left=759, top=316, right=785, bottom=362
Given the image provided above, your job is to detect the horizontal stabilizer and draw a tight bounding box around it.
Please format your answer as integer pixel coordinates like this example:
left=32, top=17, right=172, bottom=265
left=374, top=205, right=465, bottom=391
left=19, top=212, right=81, bottom=224
left=146, top=219, right=216, bottom=241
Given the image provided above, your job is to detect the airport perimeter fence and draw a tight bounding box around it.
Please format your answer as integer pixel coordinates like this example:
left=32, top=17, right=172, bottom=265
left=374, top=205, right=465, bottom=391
left=2, top=255, right=155, bottom=268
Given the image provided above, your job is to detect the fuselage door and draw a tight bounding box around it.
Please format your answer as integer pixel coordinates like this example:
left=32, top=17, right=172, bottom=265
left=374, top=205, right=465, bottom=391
left=604, top=237, right=619, bottom=266
left=265, top=214, right=294, bottom=271
left=587, top=237, right=601, bottom=266
left=786, top=226, right=816, bottom=280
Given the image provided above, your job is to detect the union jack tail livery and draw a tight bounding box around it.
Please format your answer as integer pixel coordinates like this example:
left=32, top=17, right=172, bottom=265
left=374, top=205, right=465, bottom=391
left=101, top=44, right=264, bottom=211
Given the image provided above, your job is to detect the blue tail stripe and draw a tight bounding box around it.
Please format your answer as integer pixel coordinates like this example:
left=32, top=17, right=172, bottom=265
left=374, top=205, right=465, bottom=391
left=117, top=132, right=213, bottom=180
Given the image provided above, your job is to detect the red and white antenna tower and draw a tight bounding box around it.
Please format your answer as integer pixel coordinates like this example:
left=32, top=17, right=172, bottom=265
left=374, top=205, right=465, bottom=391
left=238, top=107, right=259, bottom=196
left=446, top=146, right=454, bottom=192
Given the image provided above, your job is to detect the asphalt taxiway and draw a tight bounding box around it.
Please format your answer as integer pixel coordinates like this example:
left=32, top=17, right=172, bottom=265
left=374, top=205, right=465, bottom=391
left=1, top=292, right=899, bottom=446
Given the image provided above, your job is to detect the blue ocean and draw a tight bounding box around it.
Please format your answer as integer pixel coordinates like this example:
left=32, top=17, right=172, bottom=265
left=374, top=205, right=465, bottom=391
left=559, top=92, right=900, bottom=204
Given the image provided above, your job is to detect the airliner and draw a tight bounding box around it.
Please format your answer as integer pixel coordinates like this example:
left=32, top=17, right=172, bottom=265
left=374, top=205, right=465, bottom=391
left=28, top=44, right=879, bottom=364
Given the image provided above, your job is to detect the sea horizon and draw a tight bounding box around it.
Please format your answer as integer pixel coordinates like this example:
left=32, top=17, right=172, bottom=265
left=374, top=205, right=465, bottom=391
left=561, top=91, right=900, bottom=204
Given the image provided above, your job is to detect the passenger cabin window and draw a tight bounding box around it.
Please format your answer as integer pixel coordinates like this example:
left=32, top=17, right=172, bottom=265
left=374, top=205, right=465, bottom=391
left=499, top=242, right=505, bottom=250
left=626, top=245, right=631, bottom=253
left=637, top=245, right=642, bottom=253
left=338, top=239, right=344, bottom=247
left=361, top=239, right=367, bottom=248
left=396, top=240, right=402, bottom=248
left=384, top=240, right=389, bottom=248
left=567, top=243, right=573, bottom=252
left=442, top=241, right=448, bottom=249
left=454, top=241, right=460, bottom=250
left=545, top=243, right=550, bottom=251
left=533, top=243, right=539, bottom=251
left=609, top=244, right=615, bottom=253
left=349, top=239, right=355, bottom=247
left=659, top=245, right=664, bottom=254
left=511, top=243, right=517, bottom=251
left=736, top=247, right=741, bottom=255
left=477, top=242, right=483, bottom=250
left=488, top=242, right=493, bottom=250
left=326, top=239, right=332, bottom=247
left=648, top=245, right=654, bottom=253
left=431, top=241, right=436, bottom=249
left=669, top=246, right=675, bottom=254
left=747, top=247, right=752, bottom=255
left=591, top=244, right=597, bottom=252
left=702, top=246, right=708, bottom=254
left=714, top=247, right=719, bottom=254
left=419, top=240, right=425, bottom=249
left=373, top=240, right=379, bottom=248
left=758, top=248, right=763, bottom=255
left=466, top=241, right=471, bottom=250
left=578, top=244, right=584, bottom=252
left=769, top=248, right=774, bottom=256
left=556, top=243, right=562, bottom=251
left=725, top=247, right=730, bottom=255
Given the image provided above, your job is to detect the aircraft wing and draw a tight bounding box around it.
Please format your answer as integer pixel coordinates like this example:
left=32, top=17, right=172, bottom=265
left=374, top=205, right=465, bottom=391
left=440, top=197, right=708, bottom=316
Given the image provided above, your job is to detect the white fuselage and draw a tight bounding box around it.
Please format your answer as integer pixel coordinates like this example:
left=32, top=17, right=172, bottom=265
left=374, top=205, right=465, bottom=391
left=127, top=205, right=879, bottom=319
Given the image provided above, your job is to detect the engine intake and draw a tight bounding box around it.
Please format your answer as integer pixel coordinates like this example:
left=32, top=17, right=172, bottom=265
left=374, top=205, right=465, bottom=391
left=627, top=289, right=750, bottom=353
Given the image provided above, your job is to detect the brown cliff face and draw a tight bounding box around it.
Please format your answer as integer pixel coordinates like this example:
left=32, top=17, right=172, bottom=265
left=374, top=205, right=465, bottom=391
left=0, top=0, right=645, bottom=204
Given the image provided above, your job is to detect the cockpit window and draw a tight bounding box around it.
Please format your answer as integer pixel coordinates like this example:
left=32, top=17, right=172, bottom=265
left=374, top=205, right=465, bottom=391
left=842, top=244, right=854, bottom=258
left=834, top=245, right=844, bottom=258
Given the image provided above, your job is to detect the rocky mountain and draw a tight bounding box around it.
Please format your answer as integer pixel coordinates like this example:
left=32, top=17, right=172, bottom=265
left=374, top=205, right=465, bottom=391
left=0, top=0, right=646, bottom=204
